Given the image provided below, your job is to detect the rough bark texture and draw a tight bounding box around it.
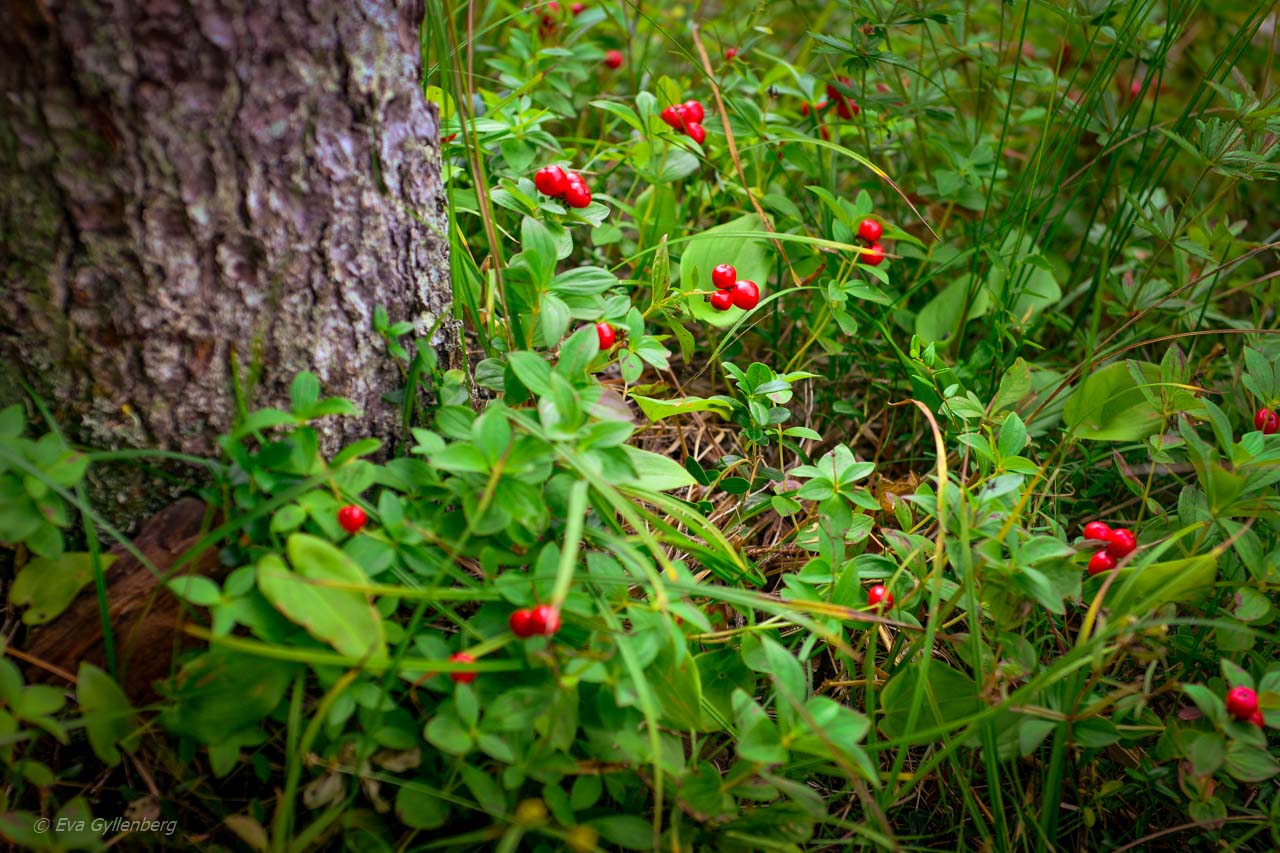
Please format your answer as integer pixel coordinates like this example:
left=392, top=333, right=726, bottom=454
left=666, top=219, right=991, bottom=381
left=0, top=0, right=455, bottom=462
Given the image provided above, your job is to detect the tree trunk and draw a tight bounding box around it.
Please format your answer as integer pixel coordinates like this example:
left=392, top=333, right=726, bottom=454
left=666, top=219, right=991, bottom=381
left=0, top=0, right=455, bottom=463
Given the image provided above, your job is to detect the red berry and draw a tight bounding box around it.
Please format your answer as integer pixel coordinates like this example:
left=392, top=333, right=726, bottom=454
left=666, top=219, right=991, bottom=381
left=529, top=604, right=561, bottom=636
left=1256, top=407, right=1279, bottom=435
left=571, top=1, right=585, bottom=13
left=711, top=263, right=737, bottom=290
left=604, top=49, right=623, bottom=69
left=826, top=79, right=848, bottom=101
left=682, top=100, right=705, bottom=124
left=660, top=104, right=685, bottom=128
left=819, top=124, right=830, bottom=141
left=858, top=218, right=884, bottom=242
left=686, top=122, right=706, bottom=145
left=1250, top=710, right=1265, bottom=727
left=709, top=290, right=733, bottom=311
left=730, top=280, right=760, bottom=310
left=534, top=165, right=570, bottom=197
left=1226, top=686, right=1259, bottom=721
left=725, top=47, right=738, bottom=60
left=596, top=322, right=617, bottom=350
left=800, top=102, right=811, bottom=117
left=547, top=1, right=560, bottom=10
left=1082, top=521, right=1112, bottom=541
left=442, top=133, right=458, bottom=143
left=509, top=608, right=538, bottom=638
left=1105, top=528, right=1137, bottom=558
left=1087, top=551, right=1117, bottom=575
left=449, top=652, right=476, bottom=684
left=867, top=584, right=893, bottom=610
left=860, top=242, right=886, bottom=266
left=337, top=505, right=367, bottom=534
left=835, top=98, right=859, bottom=119
left=562, top=174, right=592, bottom=208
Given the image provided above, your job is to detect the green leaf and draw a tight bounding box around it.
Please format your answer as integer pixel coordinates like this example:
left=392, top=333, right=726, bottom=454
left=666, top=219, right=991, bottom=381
left=166, top=575, right=222, bottom=607
left=521, top=216, right=557, bottom=287
left=1065, top=361, right=1166, bottom=442
left=10, top=552, right=115, bottom=625
left=396, top=785, right=450, bottom=830
left=161, top=650, right=296, bottom=744
left=620, top=446, right=698, bottom=491
left=257, top=536, right=387, bottom=660
left=879, top=663, right=981, bottom=738
left=77, top=663, right=137, bottom=765
left=679, top=213, right=773, bottom=328
left=1104, top=553, right=1218, bottom=615
left=290, top=372, right=321, bottom=414
left=632, top=395, right=734, bottom=422
left=652, top=647, right=704, bottom=730
left=916, top=275, right=991, bottom=346
left=508, top=351, right=554, bottom=396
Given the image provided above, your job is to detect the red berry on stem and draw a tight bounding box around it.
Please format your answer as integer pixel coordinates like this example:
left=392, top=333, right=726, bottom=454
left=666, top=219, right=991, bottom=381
left=1105, top=528, right=1137, bottom=558
left=337, top=504, right=367, bottom=534
left=596, top=322, right=617, bottom=350
left=1257, top=408, right=1279, bottom=435
left=712, top=264, right=737, bottom=290
left=530, top=604, right=561, bottom=636
left=682, top=100, right=705, bottom=123
left=562, top=175, right=592, bottom=208
left=686, top=123, right=706, bottom=145
left=860, top=242, right=886, bottom=266
left=509, top=608, right=538, bottom=638
left=1088, top=551, right=1117, bottom=575
left=604, top=49, right=623, bottom=69
left=1226, top=686, right=1259, bottom=721
left=1082, top=521, right=1112, bottom=541
left=534, top=165, right=569, bottom=197
left=867, top=584, right=893, bottom=609
left=709, top=290, right=734, bottom=311
left=800, top=102, right=811, bottom=117
left=449, top=652, right=476, bottom=684
left=730, top=280, right=760, bottom=310
left=858, top=218, right=884, bottom=242
left=836, top=98, right=859, bottom=119
left=1250, top=710, right=1265, bottom=727
left=725, top=47, right=738, bottom=60
left=571, top=1, right=585, bottom=14
left=660, top=104, right=685, bottom=128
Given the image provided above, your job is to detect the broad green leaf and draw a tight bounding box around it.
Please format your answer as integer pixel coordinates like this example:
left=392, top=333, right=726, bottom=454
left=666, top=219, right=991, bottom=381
left=256, top=536, right=387, bottom=660
left=915, top=275, right=991, bottom=346
left=77, top=663, right=137, bottom=765
left=10, top=553, right=115, bottom=626
left=161, top=650, right=296, bottom=744
left=1103, top=553, right=1218, bottom=615
left=879, top=663, right=981, bottom=738
left=620, top=446, right=698, bottom=491
left=679, top=213, right=772, bottom=327
left=1065, top=361, right=1165, bottom=442
left=632, top=394, right=734, bottom=422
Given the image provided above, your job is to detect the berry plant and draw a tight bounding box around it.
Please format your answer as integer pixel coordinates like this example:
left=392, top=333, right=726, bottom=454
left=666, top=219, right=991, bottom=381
left=3, top=0, right=1280, bottom=851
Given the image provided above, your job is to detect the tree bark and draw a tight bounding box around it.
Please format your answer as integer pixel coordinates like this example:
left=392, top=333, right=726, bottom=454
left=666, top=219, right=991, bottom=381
left=0, top=0, right=455, bottom=460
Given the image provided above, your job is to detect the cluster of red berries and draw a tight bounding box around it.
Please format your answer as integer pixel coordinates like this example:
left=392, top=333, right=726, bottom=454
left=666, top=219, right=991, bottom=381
left=338, top=504, right=367, bottom=534
left=705, top=263, right=760, bottom=311
left=1254, top=407, right=1279, bottom=435
left=534, top=165, right=592, bottom=208
left=868, top=584, right=893, bottom=610
left=854, top=218, right=886, bottom=266
left=509, top=604, right=562, bottom=638
left=1226, top=685, right=1265, bottom=727
left=538, top=1, right=587, bottom=38
left=801, top=78, right=860, bottom=121
left=1082, top=521, right=1137, bottom=574
left=660, top=99, right=708, bottom=145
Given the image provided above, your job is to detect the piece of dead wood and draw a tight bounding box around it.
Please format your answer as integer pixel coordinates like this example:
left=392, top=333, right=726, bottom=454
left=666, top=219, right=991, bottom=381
left=20, top=497, right=227, bottom=703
